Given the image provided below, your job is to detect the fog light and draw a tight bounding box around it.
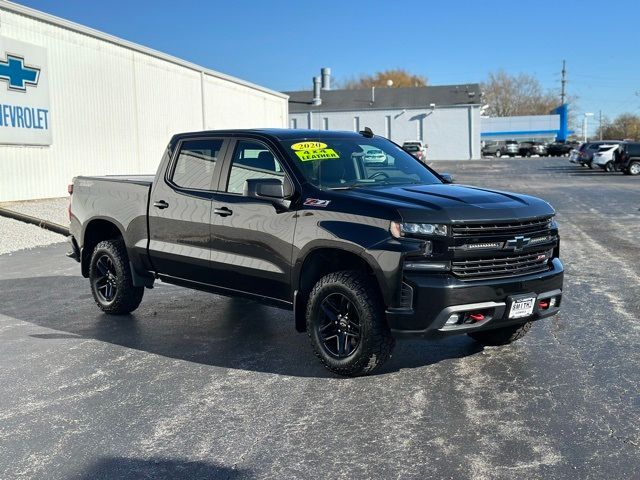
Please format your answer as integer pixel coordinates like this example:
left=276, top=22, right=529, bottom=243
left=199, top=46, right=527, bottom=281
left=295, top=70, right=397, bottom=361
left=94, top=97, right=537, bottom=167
left=445, top=314, right=460, bottom=326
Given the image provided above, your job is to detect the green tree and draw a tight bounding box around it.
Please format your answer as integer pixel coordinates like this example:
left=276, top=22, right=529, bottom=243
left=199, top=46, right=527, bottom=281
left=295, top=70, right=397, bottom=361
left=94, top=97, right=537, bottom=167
left=340, top=69, right=427, bottom=89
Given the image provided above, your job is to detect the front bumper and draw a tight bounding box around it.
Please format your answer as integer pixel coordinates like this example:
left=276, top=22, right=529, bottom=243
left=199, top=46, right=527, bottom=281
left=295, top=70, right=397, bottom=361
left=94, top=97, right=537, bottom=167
left=386, top=258, right=564, bottom=338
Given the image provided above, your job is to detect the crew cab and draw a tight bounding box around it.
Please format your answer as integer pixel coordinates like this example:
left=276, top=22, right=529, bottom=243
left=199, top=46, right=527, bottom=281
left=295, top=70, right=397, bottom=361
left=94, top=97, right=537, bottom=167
left=68, top=129, right=564, bottom=376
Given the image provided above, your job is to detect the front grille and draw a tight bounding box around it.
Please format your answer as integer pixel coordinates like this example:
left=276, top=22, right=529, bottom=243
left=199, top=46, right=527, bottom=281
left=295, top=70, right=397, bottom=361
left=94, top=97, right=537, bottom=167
left=451, top=217, right=552, bottom=238
left=452, top=249, right=552, bottom=280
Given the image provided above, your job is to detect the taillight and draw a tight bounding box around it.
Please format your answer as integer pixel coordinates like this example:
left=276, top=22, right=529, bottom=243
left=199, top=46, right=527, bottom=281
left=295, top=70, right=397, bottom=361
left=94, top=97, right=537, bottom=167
left=68, top=183, right=73, bottom=195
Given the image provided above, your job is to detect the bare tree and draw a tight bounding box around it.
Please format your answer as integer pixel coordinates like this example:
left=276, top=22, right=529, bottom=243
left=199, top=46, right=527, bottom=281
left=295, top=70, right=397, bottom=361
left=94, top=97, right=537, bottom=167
left=340, top=69, right=427, bottom=89
left=481, top=70, right=560, bottom=117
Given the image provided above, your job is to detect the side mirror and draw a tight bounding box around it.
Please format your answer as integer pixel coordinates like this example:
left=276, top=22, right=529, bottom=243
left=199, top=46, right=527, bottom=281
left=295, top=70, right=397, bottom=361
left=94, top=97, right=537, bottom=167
left=244, top=178, right=292, bottom=209
left=440, top=173, right=454, bottom=184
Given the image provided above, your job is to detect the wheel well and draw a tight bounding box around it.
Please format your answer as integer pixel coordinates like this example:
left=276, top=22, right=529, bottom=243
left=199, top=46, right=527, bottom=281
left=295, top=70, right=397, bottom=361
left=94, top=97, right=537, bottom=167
left=295, top=248, right=378, bottom=332
left=81, top=220, right=123, bottom=277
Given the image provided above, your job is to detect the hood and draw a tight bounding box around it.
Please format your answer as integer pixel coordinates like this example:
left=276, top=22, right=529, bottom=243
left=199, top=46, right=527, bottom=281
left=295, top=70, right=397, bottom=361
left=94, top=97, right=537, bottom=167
left=339, top=183, right=555, bottom=223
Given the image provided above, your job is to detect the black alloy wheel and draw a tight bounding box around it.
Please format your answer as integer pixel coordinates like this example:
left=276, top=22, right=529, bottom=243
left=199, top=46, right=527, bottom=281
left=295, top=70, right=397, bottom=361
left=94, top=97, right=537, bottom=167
left=317, top=292, right=361, bottom=358
left=306, top=270, right=395, bottom=376
left=93, top=254, right=118, bottom=303
left=89, top=239, right=144, bottom=314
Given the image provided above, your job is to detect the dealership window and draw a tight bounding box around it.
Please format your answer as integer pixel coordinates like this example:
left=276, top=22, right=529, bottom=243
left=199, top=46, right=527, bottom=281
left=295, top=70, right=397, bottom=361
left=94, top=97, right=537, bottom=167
left=172, top=139, right=223, bottom=190
left=226, top=140, right=285, bottom=195
left=385, top=115, right=391, bottom=139
left=290, top=118, right=297, bottom=129
left=323, top=117, right=329, bottom=130
left=353, top=116, right=360, bottom=132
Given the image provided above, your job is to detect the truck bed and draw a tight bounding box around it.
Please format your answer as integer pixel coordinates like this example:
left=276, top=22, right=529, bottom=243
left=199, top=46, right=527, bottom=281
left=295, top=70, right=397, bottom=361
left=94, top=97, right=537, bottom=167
left=70, top=174, right=154, bottom=273
left=76, top=174, right=155, bottom=186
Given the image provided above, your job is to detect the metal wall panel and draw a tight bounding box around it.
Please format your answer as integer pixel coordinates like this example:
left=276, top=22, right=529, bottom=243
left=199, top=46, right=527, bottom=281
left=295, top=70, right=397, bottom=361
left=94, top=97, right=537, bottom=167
left=289, top=106, right=481, bottom=160
left=0, top=6, right=288, bottom=201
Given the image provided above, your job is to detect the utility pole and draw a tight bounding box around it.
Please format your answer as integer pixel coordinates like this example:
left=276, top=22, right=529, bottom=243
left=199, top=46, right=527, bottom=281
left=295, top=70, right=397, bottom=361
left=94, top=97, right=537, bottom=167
left=599, top=110, right=603, bottom=140
left=560, top=60, right=567, bottom=104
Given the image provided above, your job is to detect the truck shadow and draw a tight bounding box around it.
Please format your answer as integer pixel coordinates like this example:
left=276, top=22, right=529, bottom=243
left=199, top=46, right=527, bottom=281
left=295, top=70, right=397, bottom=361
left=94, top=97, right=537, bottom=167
left=0, top=275, right=483, bottom=378
left=75, top=456, right=250, bottom=479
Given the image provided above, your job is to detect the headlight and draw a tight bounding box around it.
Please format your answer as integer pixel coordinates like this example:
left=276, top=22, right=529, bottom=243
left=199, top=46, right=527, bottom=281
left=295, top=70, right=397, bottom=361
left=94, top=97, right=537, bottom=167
left=390, top=221, right=448, bottom=238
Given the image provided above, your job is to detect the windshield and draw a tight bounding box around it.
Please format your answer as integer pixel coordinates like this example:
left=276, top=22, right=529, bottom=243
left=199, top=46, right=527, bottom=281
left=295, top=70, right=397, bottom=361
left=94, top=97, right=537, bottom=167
left=282, top=136, right=442, bottom=189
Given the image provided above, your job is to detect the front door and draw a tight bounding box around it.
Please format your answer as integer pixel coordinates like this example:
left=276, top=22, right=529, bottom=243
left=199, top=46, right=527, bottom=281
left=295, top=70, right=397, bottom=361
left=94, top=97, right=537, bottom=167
left=148, top=137, right=228, bottom=283
left=208, top=139, right=297, bottom=302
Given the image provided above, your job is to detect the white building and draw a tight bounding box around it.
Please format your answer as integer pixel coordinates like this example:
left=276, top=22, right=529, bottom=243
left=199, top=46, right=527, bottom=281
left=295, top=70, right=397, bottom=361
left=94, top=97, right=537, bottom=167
left=286, top=70, right=481, bottom=161
left=0, top=1, right=288, bottom=202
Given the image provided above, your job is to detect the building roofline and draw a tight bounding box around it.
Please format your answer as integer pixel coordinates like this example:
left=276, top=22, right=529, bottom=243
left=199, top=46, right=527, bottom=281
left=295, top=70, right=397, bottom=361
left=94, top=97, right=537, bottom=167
left=0, top=0, right=288, bottom=100
left=289, top=104, right=482, bottom=114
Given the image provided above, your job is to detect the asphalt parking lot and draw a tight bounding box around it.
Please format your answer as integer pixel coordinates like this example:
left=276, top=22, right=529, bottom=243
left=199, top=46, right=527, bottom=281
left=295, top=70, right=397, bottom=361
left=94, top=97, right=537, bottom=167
left=0, top=157, right=638, bottom=480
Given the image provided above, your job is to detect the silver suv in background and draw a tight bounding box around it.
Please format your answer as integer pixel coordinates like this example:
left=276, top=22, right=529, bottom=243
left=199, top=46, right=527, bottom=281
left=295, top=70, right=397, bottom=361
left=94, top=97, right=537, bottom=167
left=503, top=140, right=519, bottom=157
left=482, top=140, right=519, bottom=158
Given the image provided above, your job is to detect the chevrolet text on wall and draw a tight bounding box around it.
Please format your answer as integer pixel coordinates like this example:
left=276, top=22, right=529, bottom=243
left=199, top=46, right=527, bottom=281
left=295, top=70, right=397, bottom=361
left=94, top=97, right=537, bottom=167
left=0, top=36, right=51, bottom=145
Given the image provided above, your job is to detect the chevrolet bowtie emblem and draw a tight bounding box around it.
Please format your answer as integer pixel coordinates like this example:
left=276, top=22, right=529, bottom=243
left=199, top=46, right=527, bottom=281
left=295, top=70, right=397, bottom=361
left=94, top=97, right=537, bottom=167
left=506, top=235, right=531, bottom=251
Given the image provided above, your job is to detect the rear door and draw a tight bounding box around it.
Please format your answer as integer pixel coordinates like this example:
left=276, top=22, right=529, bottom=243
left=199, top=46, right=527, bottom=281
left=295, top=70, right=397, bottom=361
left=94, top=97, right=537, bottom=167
left=207, top=138, right=298, bottom=302
left=148, top=137, right=229, bottom=282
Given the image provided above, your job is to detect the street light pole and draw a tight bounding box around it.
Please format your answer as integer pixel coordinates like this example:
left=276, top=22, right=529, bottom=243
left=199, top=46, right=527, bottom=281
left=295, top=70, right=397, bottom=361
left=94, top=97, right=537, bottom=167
left=583, top=112, right=594, bottom=142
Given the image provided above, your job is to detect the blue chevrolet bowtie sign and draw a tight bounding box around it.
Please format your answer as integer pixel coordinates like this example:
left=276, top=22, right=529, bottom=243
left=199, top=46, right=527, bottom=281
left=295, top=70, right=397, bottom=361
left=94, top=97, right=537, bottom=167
left=0, top=36, right=51, bottom=145
left=0, top=54, right=40, bottom=91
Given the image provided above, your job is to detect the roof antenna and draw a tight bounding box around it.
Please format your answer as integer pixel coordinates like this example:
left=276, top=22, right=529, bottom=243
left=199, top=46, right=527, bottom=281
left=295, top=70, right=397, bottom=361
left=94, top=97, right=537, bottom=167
left=359, top=127, right=374, bottom=138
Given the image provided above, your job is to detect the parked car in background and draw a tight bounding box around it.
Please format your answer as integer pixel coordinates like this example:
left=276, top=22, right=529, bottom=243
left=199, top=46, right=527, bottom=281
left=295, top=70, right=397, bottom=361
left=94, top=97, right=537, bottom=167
left=504, top=140, right=519, bottom=157
left=402, top=141, right=427, bottom=162
left=617, top=141, right=640, bottom=175
left=481, top=141, right=504, bottom=158
left=592, top=143, right=620, bottom=171
left=547, top=141, right=580, bottom=157
left=572, top=141, right=622, bottom=168
left=519, top=141, right=548, bottom=157
left=363, top=148, right=388, bottom=165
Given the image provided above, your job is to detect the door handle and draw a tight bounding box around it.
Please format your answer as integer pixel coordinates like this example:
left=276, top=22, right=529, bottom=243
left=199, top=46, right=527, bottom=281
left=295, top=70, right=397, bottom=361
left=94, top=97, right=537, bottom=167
left=214, top=207, right=233, bottom=217
left=153, top=200, right=169, bottom=209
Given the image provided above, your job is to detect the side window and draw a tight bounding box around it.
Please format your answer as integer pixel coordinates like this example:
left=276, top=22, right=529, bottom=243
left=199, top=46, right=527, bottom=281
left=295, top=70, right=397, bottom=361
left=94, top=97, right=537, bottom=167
left=226, top=141, right=285, bottom=194
left=172, top=139, right=223, bottom=190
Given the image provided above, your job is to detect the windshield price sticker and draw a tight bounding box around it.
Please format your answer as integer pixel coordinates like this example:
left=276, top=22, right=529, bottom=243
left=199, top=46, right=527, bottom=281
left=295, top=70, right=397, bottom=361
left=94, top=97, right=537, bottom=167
left=291, top=141, right=340, bottom=161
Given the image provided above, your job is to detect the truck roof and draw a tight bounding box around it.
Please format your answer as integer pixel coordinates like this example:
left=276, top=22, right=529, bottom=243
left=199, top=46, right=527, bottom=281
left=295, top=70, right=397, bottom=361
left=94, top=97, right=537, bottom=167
left=172, top=128, right=366, bottom=142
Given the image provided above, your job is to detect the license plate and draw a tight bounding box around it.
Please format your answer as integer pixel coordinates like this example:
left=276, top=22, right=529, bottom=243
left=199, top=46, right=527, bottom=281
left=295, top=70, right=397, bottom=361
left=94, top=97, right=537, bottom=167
left=509, top=297, right=536, bottom=319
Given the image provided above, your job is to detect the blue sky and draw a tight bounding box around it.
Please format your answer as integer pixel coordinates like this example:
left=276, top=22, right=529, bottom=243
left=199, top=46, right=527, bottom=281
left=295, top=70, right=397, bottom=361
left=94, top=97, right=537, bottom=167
left=16, top=0, right=640, bottom=134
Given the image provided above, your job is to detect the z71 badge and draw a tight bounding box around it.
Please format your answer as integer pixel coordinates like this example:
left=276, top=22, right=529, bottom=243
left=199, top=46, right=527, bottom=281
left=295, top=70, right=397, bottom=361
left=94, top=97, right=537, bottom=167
left=303, top=198, right=331, bottom=207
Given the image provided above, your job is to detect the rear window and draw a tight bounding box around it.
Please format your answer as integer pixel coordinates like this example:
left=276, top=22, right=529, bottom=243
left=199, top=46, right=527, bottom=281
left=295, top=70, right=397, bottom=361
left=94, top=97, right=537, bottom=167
left=404, top=145, right=420, bottom=152
left=598, top=145, right=617, bottom=152
left=172, top=139, right=223, bottom=190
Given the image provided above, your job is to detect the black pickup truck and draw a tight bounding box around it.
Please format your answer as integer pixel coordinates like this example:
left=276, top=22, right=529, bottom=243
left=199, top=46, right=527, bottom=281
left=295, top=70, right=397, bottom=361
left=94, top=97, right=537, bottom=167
left=68, top=128, right=564, bottom=376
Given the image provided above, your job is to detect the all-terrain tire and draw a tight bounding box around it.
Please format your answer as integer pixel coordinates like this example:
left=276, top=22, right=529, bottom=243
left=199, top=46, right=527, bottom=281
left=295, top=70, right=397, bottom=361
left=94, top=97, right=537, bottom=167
left=89, top=239, right=144, bottom=314
left=467, top=322, right=532, bottom=346
left=306, top=270, right=395, bottom=376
